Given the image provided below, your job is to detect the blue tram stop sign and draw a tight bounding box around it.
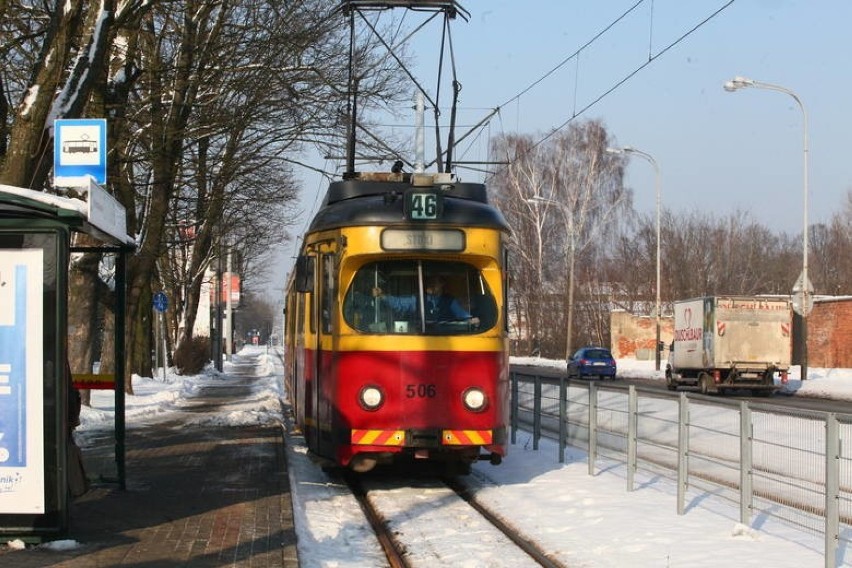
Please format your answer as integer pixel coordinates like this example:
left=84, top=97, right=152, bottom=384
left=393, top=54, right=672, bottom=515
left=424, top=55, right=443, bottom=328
left=152, top=291, right=169, bottom=312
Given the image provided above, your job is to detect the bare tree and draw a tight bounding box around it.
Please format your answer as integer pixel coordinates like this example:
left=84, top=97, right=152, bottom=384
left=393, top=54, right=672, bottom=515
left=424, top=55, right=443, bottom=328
left=488, top=134, right=553, bottom=354
left=0, top=0, right=412, bottom=385
left=156, top=0, right=413, bottom=359
left=0, top=1, right=151, bottom=187
left=233, top=290, right=278, bottom=346
left=810, top=190, right=851, bottom=295
left=491, top=120, right=628, bottom=359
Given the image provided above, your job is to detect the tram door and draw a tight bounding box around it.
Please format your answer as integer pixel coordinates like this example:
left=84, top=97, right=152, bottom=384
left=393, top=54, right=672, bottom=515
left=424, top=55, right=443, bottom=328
left=314, top=252, right=336, bottom=457
left=300, top=250, right=336, bottom=456
left=294, top=254, right=317, bottom=451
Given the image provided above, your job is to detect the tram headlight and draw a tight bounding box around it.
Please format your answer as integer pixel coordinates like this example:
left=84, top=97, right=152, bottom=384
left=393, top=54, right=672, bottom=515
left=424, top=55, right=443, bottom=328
left=359, top=385, right=384, bottom=411
left=462, top=387, right=487, bottom=412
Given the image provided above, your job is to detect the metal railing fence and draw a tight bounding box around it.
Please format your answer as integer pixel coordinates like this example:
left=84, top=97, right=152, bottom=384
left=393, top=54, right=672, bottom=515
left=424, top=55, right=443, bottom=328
left=509, top=371, right=852, bottom=568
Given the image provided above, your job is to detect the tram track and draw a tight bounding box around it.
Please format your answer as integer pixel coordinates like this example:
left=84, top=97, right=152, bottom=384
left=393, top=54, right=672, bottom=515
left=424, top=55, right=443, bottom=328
left=344, top=471, right=566, bottom=568
left=345, top=472, right=410, bottom=568
left=442, top=476, right=566, bottom=568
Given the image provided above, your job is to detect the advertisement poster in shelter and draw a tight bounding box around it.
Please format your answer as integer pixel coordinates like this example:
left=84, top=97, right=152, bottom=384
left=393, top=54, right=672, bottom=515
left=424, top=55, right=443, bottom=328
left=0, top=250, right=45, bottom=514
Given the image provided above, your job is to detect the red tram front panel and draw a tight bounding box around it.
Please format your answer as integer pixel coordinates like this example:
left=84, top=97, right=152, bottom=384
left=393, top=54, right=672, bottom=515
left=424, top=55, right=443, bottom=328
left=313, top=347, right=508, bottom=466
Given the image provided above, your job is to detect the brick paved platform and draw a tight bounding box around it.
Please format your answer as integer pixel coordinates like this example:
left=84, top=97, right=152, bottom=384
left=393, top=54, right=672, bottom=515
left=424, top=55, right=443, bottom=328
left=0, top=367, right=299, bottom=567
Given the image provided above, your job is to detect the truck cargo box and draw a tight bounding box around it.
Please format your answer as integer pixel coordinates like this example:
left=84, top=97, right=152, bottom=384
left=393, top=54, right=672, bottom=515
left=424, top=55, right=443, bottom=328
left=666, top=296, right=792, bottom=394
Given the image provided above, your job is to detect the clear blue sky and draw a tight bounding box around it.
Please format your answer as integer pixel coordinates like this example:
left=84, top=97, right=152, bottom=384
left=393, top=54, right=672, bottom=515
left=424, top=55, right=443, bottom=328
left=437, top=0, right=850, bottom=228
left=268, top=0, right=851, bottom=299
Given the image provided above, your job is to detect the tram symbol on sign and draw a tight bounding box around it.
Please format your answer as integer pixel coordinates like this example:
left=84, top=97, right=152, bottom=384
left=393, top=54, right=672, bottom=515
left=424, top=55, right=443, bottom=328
left=57, top=125, right=102, bottom=165
left=62, top=134, right=98, bottom=154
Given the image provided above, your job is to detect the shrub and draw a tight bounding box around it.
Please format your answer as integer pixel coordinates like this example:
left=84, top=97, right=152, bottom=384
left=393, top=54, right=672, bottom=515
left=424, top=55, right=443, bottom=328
left=173, top=336, right=211, bottom=375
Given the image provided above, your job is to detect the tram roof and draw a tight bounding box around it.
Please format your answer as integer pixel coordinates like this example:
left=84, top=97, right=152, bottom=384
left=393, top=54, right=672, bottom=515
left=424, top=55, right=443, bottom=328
left=309, top=172, right=510, bottom=233
left=323, top=172, right=488, bottom=205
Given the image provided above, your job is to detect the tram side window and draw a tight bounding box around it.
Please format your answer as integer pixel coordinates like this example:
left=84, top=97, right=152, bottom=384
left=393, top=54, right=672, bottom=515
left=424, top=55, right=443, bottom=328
left=461, top=268, right=499, bottom=333
left=342, top=260, right=498, bottom=335
left=296, top=293, right=305, bottom=337
left=320, top=254, right=334, bottom=334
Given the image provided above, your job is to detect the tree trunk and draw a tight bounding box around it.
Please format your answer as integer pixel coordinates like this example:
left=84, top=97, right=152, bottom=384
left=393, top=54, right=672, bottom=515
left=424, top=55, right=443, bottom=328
left=99, top=300, right=118, bottom=392
left=68, top=234, right=104, bottom=405
left=565, top=235, right=576, bottom=360
left=0, top=3, right=85, bottom=186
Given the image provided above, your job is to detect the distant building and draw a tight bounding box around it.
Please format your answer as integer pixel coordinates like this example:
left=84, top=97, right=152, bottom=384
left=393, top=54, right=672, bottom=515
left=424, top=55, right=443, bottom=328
left=193, top=273, right=213, bottom=338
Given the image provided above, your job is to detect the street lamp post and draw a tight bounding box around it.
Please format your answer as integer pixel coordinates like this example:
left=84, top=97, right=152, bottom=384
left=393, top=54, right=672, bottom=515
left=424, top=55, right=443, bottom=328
left=606, top=146, right=662, bottom=371
left=723, top=76, right=810, bottom=381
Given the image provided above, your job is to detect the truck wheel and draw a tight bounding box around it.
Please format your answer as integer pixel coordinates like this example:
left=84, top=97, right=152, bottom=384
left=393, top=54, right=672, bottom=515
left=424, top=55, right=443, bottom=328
left=699, top=373, right=714, bottom=395
left=754, top=370, right=775, bottom=397
left=665, top=371, right=677, bottom=391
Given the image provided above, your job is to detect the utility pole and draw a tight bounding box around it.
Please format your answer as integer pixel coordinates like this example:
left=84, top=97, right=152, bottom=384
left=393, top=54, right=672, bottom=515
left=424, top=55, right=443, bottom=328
left=214, top=242, right=224, bottom=371
left=225, top=247, right=233, bottom=361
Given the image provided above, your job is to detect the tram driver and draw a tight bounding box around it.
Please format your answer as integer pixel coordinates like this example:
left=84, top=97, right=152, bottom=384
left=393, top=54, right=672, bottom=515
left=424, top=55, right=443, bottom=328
left=373, top=275, right=480, bottom=327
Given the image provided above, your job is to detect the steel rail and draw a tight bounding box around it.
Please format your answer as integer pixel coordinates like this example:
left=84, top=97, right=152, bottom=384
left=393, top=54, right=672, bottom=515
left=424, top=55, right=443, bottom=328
left=344, top=472, right=411, bottom=568
left=443, top=476, right=568, bottom=568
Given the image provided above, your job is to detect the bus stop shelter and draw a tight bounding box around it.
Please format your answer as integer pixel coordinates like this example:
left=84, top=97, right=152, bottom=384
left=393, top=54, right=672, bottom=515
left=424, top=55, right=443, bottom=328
left=0, top=182, right=133, bottom=540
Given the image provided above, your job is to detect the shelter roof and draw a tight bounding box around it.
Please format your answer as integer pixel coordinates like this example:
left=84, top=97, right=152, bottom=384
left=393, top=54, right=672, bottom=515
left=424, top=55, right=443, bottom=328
left=0, top=183, right=134, bottom=247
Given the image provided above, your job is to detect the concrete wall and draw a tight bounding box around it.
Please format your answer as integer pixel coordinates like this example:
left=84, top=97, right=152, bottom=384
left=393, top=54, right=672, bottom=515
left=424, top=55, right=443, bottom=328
left=610, top=310, right=674, bottom=360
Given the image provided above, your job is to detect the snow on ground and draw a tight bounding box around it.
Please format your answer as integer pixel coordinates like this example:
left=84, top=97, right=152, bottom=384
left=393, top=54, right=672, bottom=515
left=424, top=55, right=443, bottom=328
left=514, top=355, right=852, bottom=400
left=466, top=437, right=828, bottom=568
left=19, top=346, right=852, bottom=565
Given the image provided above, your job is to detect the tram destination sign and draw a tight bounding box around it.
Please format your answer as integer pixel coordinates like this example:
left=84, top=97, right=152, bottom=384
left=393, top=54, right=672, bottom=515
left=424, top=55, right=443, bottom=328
left=381, top=228, right=464, bottom=251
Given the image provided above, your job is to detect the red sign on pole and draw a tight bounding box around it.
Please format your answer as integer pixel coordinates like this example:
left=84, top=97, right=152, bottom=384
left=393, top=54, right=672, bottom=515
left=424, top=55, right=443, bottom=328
left=210, top=273, right=241, bottom=305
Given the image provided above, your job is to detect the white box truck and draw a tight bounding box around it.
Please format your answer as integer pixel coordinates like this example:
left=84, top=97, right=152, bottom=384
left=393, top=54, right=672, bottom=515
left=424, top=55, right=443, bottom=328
left=665, top=296, right=792, bottom=395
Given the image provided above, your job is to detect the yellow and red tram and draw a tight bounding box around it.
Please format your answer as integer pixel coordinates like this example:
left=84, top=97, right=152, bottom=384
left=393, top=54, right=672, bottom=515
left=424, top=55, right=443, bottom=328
left=284, top=171, right=509, bottom=473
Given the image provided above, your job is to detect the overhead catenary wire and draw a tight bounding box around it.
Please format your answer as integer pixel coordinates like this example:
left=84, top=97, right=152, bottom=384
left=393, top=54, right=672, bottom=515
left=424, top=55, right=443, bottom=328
left=322, top=1, right=737, bottom=178
left=531, top=0, right=737, bottom=150
left=495, top=0, right=646, bottom=111
left=406, top=0, right=738, bottom=172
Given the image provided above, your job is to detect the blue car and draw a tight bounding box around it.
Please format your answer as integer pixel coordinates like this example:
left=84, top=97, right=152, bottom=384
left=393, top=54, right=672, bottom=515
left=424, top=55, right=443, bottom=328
left=567, top=347, right=617, bottom=380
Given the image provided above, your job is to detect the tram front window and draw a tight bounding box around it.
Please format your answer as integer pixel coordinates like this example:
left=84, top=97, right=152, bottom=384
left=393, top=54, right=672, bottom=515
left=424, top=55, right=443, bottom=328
left=343, top=260, right=497, bottom=335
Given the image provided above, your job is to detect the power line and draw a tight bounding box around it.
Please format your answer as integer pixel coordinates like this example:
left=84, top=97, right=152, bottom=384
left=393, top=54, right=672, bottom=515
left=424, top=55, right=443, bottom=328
left=480, top=1, right=736, bottom=179
left=497, top=0, right=646, bottom=110
left=527, top=0, right=738, bottom=148
left=416, top=1, right=739, bottom=168
left=326, top=2, right=738, bottom=176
